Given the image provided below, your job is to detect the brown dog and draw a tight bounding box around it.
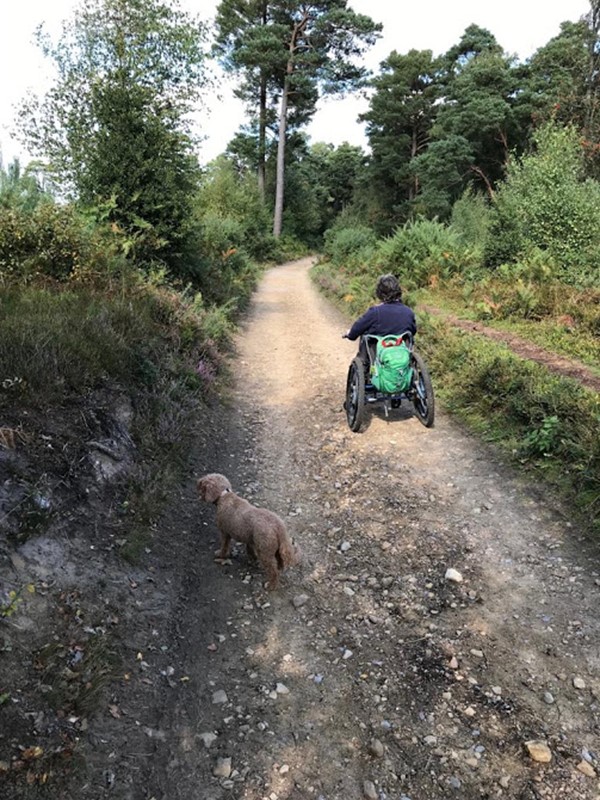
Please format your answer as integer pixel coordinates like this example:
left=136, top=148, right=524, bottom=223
left=197, top=473, right=301, bottom=590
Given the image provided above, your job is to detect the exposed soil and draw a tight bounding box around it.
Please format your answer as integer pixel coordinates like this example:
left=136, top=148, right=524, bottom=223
left=2, top=258, right=599, bottom=800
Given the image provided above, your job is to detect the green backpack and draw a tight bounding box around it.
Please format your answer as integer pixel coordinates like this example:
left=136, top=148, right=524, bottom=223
left=371, top=335, right=413, bottom=394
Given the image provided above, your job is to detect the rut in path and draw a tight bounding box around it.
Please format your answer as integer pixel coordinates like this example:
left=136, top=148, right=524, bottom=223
left=136, top=258, right=600, bottom=800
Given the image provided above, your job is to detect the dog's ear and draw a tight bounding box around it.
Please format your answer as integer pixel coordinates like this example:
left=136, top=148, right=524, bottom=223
left=197, top=475, right=222, bottom=503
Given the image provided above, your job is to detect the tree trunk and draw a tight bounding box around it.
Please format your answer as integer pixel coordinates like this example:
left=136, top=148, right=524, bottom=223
left=258, top=72, right=267, bottom=202
left=273, top=68, right=290, bottom=237
left=272, top=13, right=308, bottom=238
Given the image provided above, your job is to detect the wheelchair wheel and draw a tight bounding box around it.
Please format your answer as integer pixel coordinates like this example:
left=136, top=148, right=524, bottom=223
left=411, top=352, right=434, bottom=427
left=345, top=357, right=365, bottom=432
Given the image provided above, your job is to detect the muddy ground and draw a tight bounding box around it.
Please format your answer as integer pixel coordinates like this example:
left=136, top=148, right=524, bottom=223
left=1, top=258, right=599, bottom=800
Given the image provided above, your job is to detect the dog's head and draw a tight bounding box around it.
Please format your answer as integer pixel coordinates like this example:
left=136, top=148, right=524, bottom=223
left=197, top=473, right=232, bottom=504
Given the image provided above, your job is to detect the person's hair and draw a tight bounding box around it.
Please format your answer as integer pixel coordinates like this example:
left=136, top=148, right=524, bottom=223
left=375, top=274, right=402, bottom=303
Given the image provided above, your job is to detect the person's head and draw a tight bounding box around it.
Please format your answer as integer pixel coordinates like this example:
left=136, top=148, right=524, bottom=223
left=375, top=274, right=402, bottom=303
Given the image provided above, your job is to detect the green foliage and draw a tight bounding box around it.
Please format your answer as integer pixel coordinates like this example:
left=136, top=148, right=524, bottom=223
left=0, top=201, right=119, bottom=281
left=361, top=48, right=440, bottom=225
left=196, top=156, right=277, bottom=261
left=0, top=158, right=50, bottom=212
left=18, top=0, right=209, bottom=274
left=374, top=218, right=477, bottom=287
left=486, top=122, right=600, bottom=282
left=450, top=189, right=491, bottom=252
left=323, top=225, right=377, bottom=264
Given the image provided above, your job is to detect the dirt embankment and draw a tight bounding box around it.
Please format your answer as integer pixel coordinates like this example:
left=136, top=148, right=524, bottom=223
left=2, top=258, right=599, bottom=800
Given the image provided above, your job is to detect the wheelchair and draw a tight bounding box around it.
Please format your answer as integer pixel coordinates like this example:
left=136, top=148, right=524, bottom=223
left=344, top=332, right=435, bottom=433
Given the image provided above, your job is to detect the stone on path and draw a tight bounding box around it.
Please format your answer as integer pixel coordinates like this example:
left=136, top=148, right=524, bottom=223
left=445, top=568, right=463, bottom=583
left=525, top=740, right=552, bottom=763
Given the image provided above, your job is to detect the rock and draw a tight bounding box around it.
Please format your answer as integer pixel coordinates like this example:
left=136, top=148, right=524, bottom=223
left=340, top=541, right=352, bottom=552
left=276, top=683, right=290, bottom=695
left=423, top=735, right=437, bottom=746
left=369, top=739, right=384, bottom=758
left=573, top=677, right=586, bottom=690
left=212, top=690, right=228, bottom=705
left=343, top=649, right=353, bottom=660
left=448, top=776, right=462, bottom=789
left=464, top=707, right=476, bottom=718
left=525, top=740, right=552, bottom=763
left=363, top=780, right=378, bottom=800
left=199, top=732, right=218, bottom=748
left=491, top=686, right=502, bottom=696
left=470, top=649, right=484, bottom=658
left=213, top=757, right=232, bottom=778
left=292, top=594, right=309, bottom=609
left=543, top=691, right=555, bottom=705
left=499, top=775, right=510, bottom=789
left=576, top=760, right=597, bottom=778
left=445, top=568, right=463, bottom=583
left=449, top=657, right=459, bottom=670
left=279, top=764, right=291, bottom=775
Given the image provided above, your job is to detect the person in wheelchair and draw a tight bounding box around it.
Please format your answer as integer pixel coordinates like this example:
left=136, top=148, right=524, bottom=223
left=345, top=274, right=417, bottom=377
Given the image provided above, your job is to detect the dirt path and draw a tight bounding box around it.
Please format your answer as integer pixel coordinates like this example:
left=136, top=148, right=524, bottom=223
left=421, top=305, right=600, bottom=393
left=44, top=258, right=598, bottom=800
left=137, top=257, right=599, bottom=800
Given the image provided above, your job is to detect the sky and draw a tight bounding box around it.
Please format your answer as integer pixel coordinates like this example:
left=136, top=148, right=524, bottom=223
left=0, top=0, right=591, bottom=167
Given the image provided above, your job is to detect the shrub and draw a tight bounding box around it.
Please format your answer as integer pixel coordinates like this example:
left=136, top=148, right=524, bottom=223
left=323, top=225, right=377, bottom=264
left=374, top=218, right=477, bottom=287
left=485, top=123, right=600, bottom=282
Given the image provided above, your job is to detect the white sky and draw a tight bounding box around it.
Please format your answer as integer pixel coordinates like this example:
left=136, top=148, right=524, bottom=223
left=0, top=0, right=590, bottom=166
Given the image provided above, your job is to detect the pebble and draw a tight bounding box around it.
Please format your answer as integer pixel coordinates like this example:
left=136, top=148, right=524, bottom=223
left=276, top=683, right=290, bottom=695
left=369, top=739, right=385, bottom=758
left=199, top=732, right=217, bottom=748
left=212, top=690, right=228, bottom=705
left=543, top=691, right=555, bottom=705
left=448, top=776, right=462, bottom=789
left=363, top=780, right=378, bottom=800
left=464, top=707, right=476, bottom=718
left=525, top=740, right=552, bottom=763
left=213, top=757, right=232, bottom=778
left=449, top=657, right=459, bottom=670
left=340, top=541, right=352, bottom=552
left=491, top=686, right=502, bottom=696
left=445, top=568, right=463, bottom=583
left=343, top=649, right=353, bottom=660
left=499, top=776, right=510, bottom=789
left=573, top=677, right=586, bottom=690
left=292, top=594, right=309, bottom=608
left=470, top=649, right=484, bottom=659
left=576, top=760, right=597, bottom=778
left=279, top=764, right=290, bottom=775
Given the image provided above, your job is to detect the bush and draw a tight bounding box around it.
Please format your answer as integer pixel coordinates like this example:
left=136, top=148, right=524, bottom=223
left=485, top=123, right=600, bottom=283
left=0, top=203, right=99, bottom=280
left=323, top=225, right=377, bottom=264
left=450, top=189, right=491, bottom=252
left=374, top=218, right=478, bottom=287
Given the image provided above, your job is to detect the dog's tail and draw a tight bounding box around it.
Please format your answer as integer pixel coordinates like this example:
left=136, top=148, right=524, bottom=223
left=277, top=536, right=302, bottom=570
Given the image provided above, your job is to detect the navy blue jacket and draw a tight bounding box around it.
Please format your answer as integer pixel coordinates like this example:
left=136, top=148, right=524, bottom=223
left=347, top=301, right=417, bottom=341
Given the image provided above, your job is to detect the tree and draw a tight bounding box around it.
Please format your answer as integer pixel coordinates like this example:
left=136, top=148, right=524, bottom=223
left=408, top=28, right=522, bottom=217
left=19, top=0, right=209, bottom=269
left=522, top=7, right=600, bottom=175
left=215, top=0, right=380, bottom=237
left=361, top=49, right=440, bottom=227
